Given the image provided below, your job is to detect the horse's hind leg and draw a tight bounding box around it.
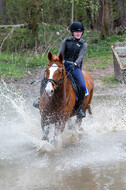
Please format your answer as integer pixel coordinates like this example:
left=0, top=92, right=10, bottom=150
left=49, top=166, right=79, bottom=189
left=87, top=105, right=92, bottom=114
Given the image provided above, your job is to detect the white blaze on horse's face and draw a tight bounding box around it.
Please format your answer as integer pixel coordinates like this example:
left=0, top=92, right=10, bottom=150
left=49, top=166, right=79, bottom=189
left=45, top=64, right=58, bottom=97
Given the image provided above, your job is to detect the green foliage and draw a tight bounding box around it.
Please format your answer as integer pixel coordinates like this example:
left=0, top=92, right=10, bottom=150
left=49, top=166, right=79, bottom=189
left=42, top=0, right=71, bottom=25
left=0, top=24, right=69, bottom=53
left=1, top=27, right=35, bottom=52
left=0, top=62, right=24, bottom=78
left=85, top=56, right=113, bottom=69
left=0, top=25, right=126, bottom=78
left=5, top=0, right=42, bottom=25
left=85, top=31, right=126, bottom=57
left=0, top=53, right=45, bottom=78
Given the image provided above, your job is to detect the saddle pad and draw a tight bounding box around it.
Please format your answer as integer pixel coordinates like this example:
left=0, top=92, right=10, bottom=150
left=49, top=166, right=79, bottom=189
left=85, top=87, right=89, bottom=97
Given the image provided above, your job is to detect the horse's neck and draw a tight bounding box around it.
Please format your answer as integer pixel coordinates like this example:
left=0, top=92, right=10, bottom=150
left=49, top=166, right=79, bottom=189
left=54, top=77, right=73, bottom=99
left=49, top=77, right=76, bottom=112
left=53, top=83, right=65, bottom=99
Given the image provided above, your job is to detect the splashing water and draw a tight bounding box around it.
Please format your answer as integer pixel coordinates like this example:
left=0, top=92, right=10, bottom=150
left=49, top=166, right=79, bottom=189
left=0, top=80, right=126, bottom=190
left=0, top=80, right=126, bottom=154
left=0, top=80, right=81, bottom=153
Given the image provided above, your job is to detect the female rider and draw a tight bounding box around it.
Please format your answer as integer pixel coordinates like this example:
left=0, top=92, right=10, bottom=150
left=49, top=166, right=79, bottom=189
left=58, top=21, right=87, bottom=118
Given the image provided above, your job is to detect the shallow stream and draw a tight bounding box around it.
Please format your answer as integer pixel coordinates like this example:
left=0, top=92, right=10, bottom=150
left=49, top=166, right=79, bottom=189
left=0, top=81, right=126, bottom=190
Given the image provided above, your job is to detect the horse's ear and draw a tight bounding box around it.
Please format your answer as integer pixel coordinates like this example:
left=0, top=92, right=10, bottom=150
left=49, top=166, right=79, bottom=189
left=59, top=53, right=64, bottom=63
left=48, top=52, right=52, bottom=61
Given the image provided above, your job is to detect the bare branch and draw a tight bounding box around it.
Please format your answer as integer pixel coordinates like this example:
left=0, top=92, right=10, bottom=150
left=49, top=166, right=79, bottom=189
left=0, top=28, right=14, bottom=53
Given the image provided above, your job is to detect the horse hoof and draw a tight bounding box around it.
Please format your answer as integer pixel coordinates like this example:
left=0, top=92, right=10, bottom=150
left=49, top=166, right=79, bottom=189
left=50, top=139, right=57, bottom=146
left=42, top=135, right=49, bottom=142
left=33, top=98, right=40, bottom=109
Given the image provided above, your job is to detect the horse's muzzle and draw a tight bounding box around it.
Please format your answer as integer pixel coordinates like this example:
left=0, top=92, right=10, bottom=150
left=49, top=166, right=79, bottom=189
left=45, top=82, right=54, bottom=97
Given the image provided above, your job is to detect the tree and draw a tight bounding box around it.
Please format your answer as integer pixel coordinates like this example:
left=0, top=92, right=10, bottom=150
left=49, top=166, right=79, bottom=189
left=0, top=0, right=8, bottom=24
left=97, top=0, right=102, bottom=30
left=22, top=0, right=42, bottom=49
left=85, top=0, right=94, bottom=29
left=71, top=1, right=74, bottom=23
left=100, top=0, right=110, bottom=38
left=117, top=0, right=126, bottom=28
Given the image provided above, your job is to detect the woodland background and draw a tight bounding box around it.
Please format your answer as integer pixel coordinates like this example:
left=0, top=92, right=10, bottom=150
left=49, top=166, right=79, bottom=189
left=0, top=0, right=126, bottom=47
left=0, top=0, right=126, bottom=79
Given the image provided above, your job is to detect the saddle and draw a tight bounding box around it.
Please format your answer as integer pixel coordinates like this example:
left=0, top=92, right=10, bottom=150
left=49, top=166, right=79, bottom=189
left=68, top=74, right=89, bottom=102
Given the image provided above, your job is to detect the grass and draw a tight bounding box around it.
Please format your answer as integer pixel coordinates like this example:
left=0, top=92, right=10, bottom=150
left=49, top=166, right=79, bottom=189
left=0, top=62, right=24, bottom=78
left=85, top=56, right=113, bottom=70
left=102, top=75, right=121, bottom=85
left=0, top=25, right=126, bottom=78
left=86, top=31, right=126, bottom=57
left=0, top=53, right=48, bottom=78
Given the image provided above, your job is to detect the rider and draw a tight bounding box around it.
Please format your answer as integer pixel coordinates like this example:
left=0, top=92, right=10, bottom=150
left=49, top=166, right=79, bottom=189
left=58, top=21, right=87, bottom=118
left=33, top=21, right=87, bottom=118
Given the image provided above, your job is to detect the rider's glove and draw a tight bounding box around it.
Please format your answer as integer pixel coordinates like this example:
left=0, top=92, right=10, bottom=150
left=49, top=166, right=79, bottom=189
left=73, top=62, right=77, bottom=67
left=70, top=62, right=78, bottom=71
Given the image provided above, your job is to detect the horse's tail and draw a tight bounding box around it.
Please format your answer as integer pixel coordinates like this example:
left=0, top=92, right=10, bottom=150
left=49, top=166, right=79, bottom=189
left=87, top=85, right=94, bottom=114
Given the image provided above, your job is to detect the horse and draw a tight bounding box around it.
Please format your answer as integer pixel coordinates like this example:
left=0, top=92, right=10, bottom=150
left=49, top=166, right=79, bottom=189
left=39, top=52, right=94, bottom=142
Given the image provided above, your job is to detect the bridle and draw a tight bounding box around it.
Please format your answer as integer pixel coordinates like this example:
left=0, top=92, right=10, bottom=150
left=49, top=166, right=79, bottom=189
left=46, top=65, right=72, bottom=90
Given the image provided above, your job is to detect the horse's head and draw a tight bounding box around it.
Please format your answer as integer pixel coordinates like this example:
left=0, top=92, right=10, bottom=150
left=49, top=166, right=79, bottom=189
left=45, top=52, right=65, bottom=97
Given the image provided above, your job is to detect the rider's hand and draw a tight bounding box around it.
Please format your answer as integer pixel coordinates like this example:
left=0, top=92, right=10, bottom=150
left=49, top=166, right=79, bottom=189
left=73, top=62, right=77, bottom=67
left=70, top=62, right=77, bottom=71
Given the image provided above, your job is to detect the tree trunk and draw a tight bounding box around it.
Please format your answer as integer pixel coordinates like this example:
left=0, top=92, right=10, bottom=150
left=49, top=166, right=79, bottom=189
left=100, top=0, right=110, bottom=38
left=71, top=1, right=74, bottom=23
left=0, top=0, right=8, bottom=24
left=86, top=0, right=94, bottom=30
left=97, top=0, right=102, bottom=31
left=117, top=0, right=126, bottom=28
left=24, top=0, right=41, bottom=50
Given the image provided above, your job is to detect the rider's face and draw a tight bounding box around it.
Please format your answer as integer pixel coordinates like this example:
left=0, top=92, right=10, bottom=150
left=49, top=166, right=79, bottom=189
left=73, top=31, right=82, bottom=39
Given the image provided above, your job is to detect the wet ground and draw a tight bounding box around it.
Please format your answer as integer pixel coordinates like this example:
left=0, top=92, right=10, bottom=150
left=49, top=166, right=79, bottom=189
left=0, top=66, right=126, bottom=190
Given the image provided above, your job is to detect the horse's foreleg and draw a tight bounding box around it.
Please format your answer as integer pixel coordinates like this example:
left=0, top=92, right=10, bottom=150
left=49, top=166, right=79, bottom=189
left=51, top=122, right=65, bottom=145
left=67, top=118, right=74, bottom=130
left=42, top=127, right=50, bottom=141
left=41, top=118, right=49, bottom=141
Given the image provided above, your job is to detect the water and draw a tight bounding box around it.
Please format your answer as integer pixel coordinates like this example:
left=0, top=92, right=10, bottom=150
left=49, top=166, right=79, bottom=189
left=0, top=81, right=126, bottom=190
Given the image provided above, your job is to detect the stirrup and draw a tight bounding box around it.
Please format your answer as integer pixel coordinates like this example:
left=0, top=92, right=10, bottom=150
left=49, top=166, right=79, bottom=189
left=76, top=108, right=86, bottom=118
left=33, top=98, right=40, bottom=109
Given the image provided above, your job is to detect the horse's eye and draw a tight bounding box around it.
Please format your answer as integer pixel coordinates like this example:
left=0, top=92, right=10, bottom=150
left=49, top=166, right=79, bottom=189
left=59, top=71, right=62, bottom=74
left=58, top=69, right=63, bottom=74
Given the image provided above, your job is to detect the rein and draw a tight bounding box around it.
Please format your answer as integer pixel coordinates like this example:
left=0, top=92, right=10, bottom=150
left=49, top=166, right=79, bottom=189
left=54, top=69, right=72, bottom=90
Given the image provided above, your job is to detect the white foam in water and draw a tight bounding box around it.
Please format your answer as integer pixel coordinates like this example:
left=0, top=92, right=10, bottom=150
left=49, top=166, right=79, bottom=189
left=0, top=80, right=126, bottom=164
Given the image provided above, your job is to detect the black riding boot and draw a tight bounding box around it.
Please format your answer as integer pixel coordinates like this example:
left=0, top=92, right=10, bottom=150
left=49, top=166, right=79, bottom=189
left=33, top=78, right=47, bottom=108
left=76, top=93, right=86, bottom=118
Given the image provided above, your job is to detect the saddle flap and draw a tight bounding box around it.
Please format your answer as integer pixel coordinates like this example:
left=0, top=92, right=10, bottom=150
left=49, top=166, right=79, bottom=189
left=68, top=74, right=89, bottom=102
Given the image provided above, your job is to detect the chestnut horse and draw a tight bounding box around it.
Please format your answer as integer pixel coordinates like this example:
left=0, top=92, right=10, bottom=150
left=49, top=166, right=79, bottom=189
left=39, top=52, right=94, bottom=142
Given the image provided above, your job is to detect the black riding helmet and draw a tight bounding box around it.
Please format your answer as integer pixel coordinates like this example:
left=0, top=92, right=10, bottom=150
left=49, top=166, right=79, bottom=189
left=70, top=21, right=84, bottom=33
